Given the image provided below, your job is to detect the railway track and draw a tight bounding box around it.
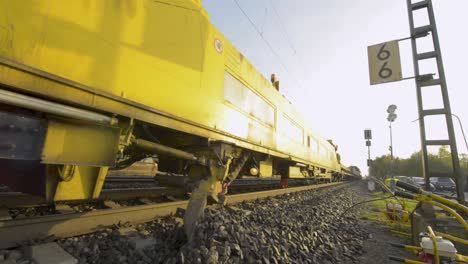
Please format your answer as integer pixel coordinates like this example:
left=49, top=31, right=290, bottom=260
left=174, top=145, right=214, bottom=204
left=0, top=188, right=184, bottom=208
left=0, top=176, right=309, bottom=208
left=0, top=182, right=346, bottom=249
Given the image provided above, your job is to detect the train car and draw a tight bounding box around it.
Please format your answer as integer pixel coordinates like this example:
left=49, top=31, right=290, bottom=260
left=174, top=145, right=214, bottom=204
left=341, top=165, right=363, bottom=180
left=0, top=0, right=347, bottom=235
left=349, top=166, right=362, bottom=179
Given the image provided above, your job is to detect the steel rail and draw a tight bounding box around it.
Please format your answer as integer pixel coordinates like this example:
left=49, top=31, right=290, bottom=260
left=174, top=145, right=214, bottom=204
left=0, top=179, right=305, bottom=208
left=0, top=182, right=346, bottom=249
left=0, top=188, right=182, bottom=208
left=105, top=176, right=155, bottom=183
left=99, top=188, right=184, bottom=201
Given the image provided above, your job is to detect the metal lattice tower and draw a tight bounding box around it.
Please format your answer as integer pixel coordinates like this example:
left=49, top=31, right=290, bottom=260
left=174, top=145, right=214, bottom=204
left=406, top=0, right=465, bottom=203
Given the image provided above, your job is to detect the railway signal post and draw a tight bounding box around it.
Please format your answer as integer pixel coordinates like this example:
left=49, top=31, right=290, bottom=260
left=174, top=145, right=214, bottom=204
left=367, top=0, right=465, bottom=203
left=387, top=105, right=397, bottom=161
left=364, top=129, right=372, bottom=168
left=387, top=105, right=397, bottom=181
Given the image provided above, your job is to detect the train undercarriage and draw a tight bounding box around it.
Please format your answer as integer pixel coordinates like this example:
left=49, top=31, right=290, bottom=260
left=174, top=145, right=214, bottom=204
left=0, top=88, right=345, bottom=238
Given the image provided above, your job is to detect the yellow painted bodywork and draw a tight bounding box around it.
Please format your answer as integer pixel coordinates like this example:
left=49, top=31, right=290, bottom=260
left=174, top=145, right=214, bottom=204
left=39, top=119, right=119, bottom=201
left=45, top=165, right=109, bottom=201
left=42, top=120, right=120, bottom=167
left=0, top=0, right=341, bottom=178
left=288, top=166, right=305, bottom=179
left=259, top=160, right=273, bottom=178
left=55, top=166, right=109, bottom=201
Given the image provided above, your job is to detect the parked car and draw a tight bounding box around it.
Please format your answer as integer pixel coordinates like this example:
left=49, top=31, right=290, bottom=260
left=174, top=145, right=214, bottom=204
left=389, top=176, right=412, bottom=189
left=394, top=176, right=412, bottom=183
left=386, top=176, right=435, bottom=192
left=430, top=177, right=456, bottom=192
left=410, top=177, right=436, bottom=192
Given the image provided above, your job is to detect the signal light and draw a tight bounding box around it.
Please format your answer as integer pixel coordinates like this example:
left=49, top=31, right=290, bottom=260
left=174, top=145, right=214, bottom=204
left=387, top=104, right=397, bottom=122
left=364, top=129, right=372, bottom=140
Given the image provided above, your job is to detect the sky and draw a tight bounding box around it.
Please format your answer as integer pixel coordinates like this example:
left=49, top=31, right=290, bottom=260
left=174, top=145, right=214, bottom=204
left=202, top=0, right=468, bottom=175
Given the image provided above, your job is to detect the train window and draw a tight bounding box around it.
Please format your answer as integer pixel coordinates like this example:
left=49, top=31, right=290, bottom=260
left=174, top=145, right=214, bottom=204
left=278, top=114, right=303, bottom=144
left=319, top=144, right=328, bottom=158
left=224, top=72, right=275, bottom=127
left=310, top=138, right=318, bottom=153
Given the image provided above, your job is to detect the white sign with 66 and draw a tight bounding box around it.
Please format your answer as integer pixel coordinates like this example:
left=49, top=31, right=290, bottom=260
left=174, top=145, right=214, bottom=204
left=367, top=41, right=402, bottom=85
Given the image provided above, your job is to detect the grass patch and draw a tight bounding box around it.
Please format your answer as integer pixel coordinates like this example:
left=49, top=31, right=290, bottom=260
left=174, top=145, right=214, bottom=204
left=359, top=191, right=417, bottom=229
left=360, top=190, right=468, bottom=250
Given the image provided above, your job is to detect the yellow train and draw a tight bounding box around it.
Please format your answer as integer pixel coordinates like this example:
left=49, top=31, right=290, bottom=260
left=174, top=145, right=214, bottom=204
left=0, top=0, right=355, bottom=218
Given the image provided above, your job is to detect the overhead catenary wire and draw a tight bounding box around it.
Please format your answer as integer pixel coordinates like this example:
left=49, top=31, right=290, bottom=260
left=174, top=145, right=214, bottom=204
left=232, top=0, right=305, bottom=90
left=259, top=7, right=268, bottom=35
left=268, top=0, right=309, bottom=84
left=268, top=0, right=297, bottom=54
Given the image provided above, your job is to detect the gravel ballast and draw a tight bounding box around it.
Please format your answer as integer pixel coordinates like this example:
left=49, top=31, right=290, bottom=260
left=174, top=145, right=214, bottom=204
left=56, top=184, right=369, bottom=264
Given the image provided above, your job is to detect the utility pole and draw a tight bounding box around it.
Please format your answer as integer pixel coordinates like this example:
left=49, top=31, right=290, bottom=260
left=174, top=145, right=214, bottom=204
left=389, top=122, right=394, bottom=160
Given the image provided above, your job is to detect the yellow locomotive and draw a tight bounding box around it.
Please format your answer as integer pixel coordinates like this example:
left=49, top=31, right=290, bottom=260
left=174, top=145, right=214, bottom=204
left=0, top=0, right=352, bottom=234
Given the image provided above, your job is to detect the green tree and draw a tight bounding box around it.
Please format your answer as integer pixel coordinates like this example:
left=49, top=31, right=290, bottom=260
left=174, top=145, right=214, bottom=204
left=369, top=147, right=467, bottom=178
left=438, top=146, right=449, bottom=157
left=399, top=151, right=422, bottom=176
left=369, top=155, right=400, bottom=180
left=460, top=153, right=468, bottom=176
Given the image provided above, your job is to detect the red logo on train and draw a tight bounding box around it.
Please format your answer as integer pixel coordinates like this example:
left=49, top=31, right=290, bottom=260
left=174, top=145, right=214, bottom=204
left=214, top=38, right=223, bottom=54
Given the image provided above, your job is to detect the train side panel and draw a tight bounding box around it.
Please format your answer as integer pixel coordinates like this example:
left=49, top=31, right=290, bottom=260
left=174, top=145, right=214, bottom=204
left=0, top=0, right=225, bottom=130
left=0, top=0, right=340, bottom=173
